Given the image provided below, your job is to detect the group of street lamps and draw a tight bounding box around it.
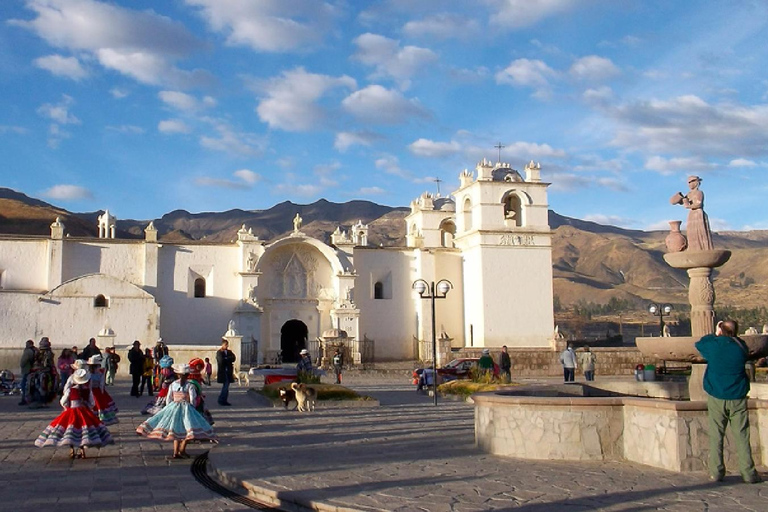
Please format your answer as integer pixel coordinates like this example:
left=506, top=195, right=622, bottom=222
left=412, top=278, right=452, bottom=406
left=648, top=302, right=673, bottom=335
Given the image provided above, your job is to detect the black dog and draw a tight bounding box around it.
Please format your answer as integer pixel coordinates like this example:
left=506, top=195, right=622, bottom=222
left=278, top=386, right=297, bottom=409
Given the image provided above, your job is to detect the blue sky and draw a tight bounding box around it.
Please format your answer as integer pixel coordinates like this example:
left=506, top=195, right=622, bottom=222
left=1, top=0, right=767, bottom=231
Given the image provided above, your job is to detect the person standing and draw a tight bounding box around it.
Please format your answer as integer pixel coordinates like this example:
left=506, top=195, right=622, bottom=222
left=128, top=341, right=144, bottom=397
left=296, top=348, right=313, bottom=373
left=696, top=320, right=762, bottom=484
left=87, top=355, right=119, bottom=425
left=56, top=348, right=75, bottom=393
left=216, top=339, right=236, bottom=406
left=559, top=343, right=577, bottom=382
left=332, top=348, right=344, bottom=384
left=580, top=346, right=597, bottom=381
left=105, top=347, right=121, bottom=386
left=27, top=338, right=58, bottom=408
left=80, top=338, right=101, bottom=361
left=19, top=339, right=36, bottom=406
left=204, top=357, right=212, bottom=386
left=140, top=348, right=154, bottom=396
left=499, top=346, right=512, bottom=383
left=478, top=349, right=494, bottom=377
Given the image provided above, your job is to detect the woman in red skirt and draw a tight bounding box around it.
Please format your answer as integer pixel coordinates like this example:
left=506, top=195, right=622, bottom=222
left=87, top=355, right=119, bottom=425
left=35, top=368, right=113, bottom=459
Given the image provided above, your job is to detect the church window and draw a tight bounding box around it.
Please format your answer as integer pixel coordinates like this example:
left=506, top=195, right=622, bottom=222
left=194, top=278, right=206, bottom=298
left=374, top=282, right=384, bottom=299
left=439, top=220, right=456, bottom=248
left=94, top=294, right=108, bottom=308
left=462, top=198, right=473, bottom=231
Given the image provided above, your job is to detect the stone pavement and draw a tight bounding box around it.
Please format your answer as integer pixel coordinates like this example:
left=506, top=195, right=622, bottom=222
left=208, top=376, right=768, bottom=512
left=0, top=378, right=256, bottom=512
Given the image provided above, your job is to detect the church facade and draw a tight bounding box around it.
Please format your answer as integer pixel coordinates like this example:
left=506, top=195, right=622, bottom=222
left=0, top=160, right=555, bottom=364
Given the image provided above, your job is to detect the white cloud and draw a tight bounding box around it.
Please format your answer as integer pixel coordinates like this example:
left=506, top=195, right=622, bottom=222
left=184, top=0, right=337, bottom=52
left=569, top=55, right=620, bottom=81
left=194, top=169, right=261, bottom=189
left=609, top=95, right=768, bottom=158
left=159, top=91, right=198, bottom=111
left=42, top=184, right=93, bottom=200
left=158, top=119, right=191, bottom=134
left=255, top=67, right=356, bottom=131
left=110, top=88, right=129, bottom=99
left=199, top=119, right=265, bottom=156
left=728, top=158, right=757, bottom=167
left=334, top=131, right=382, bottom=152
left=358, top=186, right=385, bottom=195
left=352, top=33, right=438, bottom=89
left=106, top=124, right=144, bottom=134
left=409, top=138, right=461, bottom=158
left=549, top=173, right=628, bottom=192
left=0, top=125, right=28, bottom=135
left=375, top=155, right=411, bottom=179
left=495, top=58, right=557, bottom=98
left=489, top=0, right=577, bottom=29
left=583, top=214, right=637, bottom=228
left=34, top=54, right=88, bottom=80
left=13, top=0, right=207, bottom=87
left=583, top=86, right=614, bottom=106
left=342, top=85, right=428, bottom=124
left=233, top=169, right=261, bottom=185
left=37, top=94, right=80, bottom=125
left=273, top=181, right=324, bottom=198
left=644, top=156, right=716, bottom=174
left=402, top=13, right=480, bottom=40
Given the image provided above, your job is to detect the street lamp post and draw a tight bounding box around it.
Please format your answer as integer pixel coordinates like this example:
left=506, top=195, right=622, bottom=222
left=648, top=303, right=673, bottom=336
left=413, top=278, right=453, bottom=406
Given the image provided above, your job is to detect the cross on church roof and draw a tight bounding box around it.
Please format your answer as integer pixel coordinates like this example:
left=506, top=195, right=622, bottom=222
left=494, top=142, right=505, bottom=163
left=433, top=177, right=443, bottom=196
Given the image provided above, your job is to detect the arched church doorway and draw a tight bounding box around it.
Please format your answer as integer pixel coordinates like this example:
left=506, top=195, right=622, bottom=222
left=281, top=319, right=308, bottom=363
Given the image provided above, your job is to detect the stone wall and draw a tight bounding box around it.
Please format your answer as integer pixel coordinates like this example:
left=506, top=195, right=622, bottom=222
left=458, top=344, right=660, bottom=377
left=475, top=388, right=768, bottom=473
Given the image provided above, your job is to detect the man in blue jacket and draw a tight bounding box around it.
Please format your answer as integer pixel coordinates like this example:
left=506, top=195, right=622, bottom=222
left=695, top=320, right=761, bottom=483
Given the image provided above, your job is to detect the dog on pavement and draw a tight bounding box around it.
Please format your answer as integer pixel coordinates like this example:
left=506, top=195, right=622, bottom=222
left=234, top=371, right=250, bottom=387
left=291, top=382, right=317, bottom=412
left=278, top=386, right=297, bottom=410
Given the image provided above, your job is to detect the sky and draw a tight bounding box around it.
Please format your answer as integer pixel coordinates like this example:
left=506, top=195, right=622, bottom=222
left=1, top=0, right=768, bottom=231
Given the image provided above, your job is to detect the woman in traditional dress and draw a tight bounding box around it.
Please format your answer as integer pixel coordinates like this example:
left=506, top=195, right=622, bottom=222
left=142, top=355, right=175, bottom=415
left=27, top=338, right=59, bottom=408
left=35, top=368, right=114, bottom=459
left=56, top=348, right=75, bottom=394
left=136, top=363, right=217, bottom=459
left=87, top=355, right=119, bottom=425
left=677, top=175, right=713, bottom=251
left=188, top=358, right=214, bottom=425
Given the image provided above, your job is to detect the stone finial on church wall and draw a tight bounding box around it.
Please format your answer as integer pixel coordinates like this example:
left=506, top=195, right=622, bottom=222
left=476, top=158, right=494, bottom=181
left=237, top=224, right=258, bottom=242
left=459, top=168, right=474, bottom=188
left=50, top=217, right=65, bottom=239
left=144, top=221, right=158, bottom=243
left=525, top=160, right=542, bottom=182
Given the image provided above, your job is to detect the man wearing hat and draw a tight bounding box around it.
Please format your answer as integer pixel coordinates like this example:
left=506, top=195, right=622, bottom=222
left=478, top=348, right=494, bottom=376
left=128, top=340, right=144, bottom=397
left=216, top=339, right=236, bottom=406
left=297, top=348, right=313, bottom=373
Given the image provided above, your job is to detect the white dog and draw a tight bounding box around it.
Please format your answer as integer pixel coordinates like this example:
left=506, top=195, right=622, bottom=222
left=234, top=371, right=250, bottom=387
left=291, top=382, right=317, bottom=412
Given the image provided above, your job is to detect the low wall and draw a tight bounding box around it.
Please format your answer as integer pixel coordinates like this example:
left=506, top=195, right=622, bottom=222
left=474, top=384, right=768, bottom=473
left=458, top=345, right=660, bottom=377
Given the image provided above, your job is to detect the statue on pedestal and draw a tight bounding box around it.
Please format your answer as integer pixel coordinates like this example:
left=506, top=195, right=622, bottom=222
left=670, top=175, right=713, bottom=251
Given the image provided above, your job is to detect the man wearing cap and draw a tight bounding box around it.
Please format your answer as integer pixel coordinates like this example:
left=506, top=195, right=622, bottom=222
left=216, top=339, right=236, bottom=406
left=297, top=348, right=313, bottom=373
left=696, top=320, right=762, bottom=484
left=128, top=340, right=144, bottom=397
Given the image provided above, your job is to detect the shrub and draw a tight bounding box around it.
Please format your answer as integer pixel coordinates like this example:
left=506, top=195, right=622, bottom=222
left=296, top=370, right=321, bottom=384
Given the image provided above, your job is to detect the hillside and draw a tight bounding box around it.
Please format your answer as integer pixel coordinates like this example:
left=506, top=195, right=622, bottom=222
left=1, top=186, right=766, bottom=310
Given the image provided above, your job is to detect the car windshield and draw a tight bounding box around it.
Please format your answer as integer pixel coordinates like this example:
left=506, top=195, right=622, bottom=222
left=443, top=359, right=462, bottom=369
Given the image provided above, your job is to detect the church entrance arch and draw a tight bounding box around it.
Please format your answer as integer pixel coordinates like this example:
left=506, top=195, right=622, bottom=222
left=281, top=319, right=308, bottom=363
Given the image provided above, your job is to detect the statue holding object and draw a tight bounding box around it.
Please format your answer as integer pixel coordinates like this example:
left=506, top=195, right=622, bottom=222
left=669, top=175, right=713, bottom=251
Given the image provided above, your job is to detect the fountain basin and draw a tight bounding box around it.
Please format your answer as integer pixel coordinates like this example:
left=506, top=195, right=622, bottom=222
left=663, top=249, right=731, bottom=269
left=636, top=335, right=768, bottom=364
left=474, top=383, right=768, bottom=473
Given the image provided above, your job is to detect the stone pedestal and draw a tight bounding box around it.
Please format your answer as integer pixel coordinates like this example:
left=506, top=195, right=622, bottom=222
left=687, top=267, right=715, bottom=338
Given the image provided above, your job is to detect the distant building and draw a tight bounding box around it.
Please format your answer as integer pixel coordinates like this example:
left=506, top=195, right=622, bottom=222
left=0, top=160, right=554, bottom=365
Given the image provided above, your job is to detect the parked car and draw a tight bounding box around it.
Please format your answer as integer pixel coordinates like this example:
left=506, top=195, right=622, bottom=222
left=412, top=358, right=500, bottom=386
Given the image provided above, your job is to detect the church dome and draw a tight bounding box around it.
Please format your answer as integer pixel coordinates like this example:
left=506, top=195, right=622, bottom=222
left=433, top=197, right=455, bottom=212
left=492, top=167, right=523, bottom=182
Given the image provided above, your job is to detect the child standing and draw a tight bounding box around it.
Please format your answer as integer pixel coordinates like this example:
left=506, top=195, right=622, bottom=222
left=140, top=348, right=154, bottom=396
left=136, top=363, right=217, bottom=459
left=35, top=368, right=113, bottom=459
left=204, top=357, right=212, bottom=386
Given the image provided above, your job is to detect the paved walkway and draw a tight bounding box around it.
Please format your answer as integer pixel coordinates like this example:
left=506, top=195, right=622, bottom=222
left=0, top=378, right=255, bottom=511
left=2, top=375, right=767, bottom=511
left=208, top=376, right=768, bottom=512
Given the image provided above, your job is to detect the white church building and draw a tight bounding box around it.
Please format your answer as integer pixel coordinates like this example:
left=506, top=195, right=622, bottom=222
left=0, top=160, right=555, bottom=366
